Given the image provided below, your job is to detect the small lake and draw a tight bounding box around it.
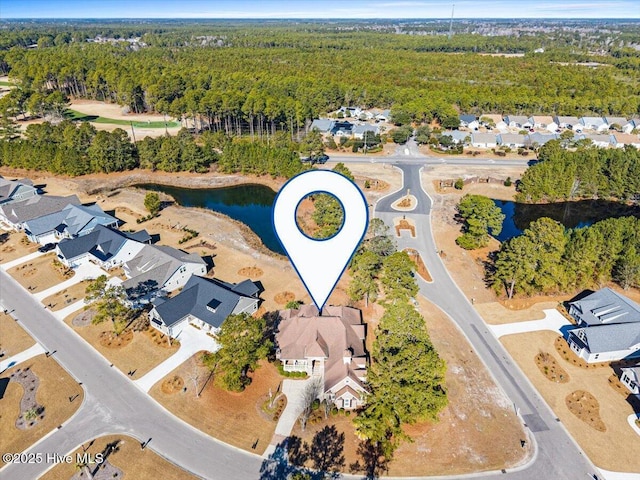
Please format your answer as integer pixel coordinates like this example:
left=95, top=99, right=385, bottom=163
left=137, top=183, right=283, bottom=254
left=493, top=199, right=640, bottom=242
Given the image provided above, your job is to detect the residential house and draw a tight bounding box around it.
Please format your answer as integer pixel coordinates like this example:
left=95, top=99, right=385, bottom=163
left=149, top=275, right=260, bottom=338
left=622, top=118, right=640, bottom=134
left=310, top=119, right=335, bottom=133
left=0, top=195, right=81, bottom=231
left=122, top=244, right=207, bottom=303
left=352, top=124, right=379, bottom=140
left=567, top=322, right=640, bottom=363
left=0, top=177, right=39, bottom=205
left=611, top=132, right=640, bottom=148
left=620, top=365, right=640, bottom=395
left=56, top=224, right=146, bottom=269
left=581, top=133, right=614, bottom=148
left=276, top=305, right=368, bottom=409
left=440, top=130, right=471, bottom=145
left=480, top=114, right=508, bottom=131
left=23, top=203, right=119, bottom=245
left=497, top=133, right=527, bottom=148
left=504, top=115, right=532, bottom=129
left=330, top=121, right=354, bottom=137
left=568, top=288, right=640, bottom=327
left=525, top=132, right=560, bottom=148
left=529, top=116, right=558, bottom=132
left=337, top=106, right=362, bottom=118
left=603, top=116, right=628, bottom=131
left=459, top=114, right=479, bottom=130
left=374, top=109, right=390, bottom=122
left=554, top=116, right=581, bottom=130
left=471, top=132, right=497, bottom=148
left=579, top=117, right=609, bottom=132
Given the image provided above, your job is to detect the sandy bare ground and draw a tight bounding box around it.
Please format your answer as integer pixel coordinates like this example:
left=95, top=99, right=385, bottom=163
left=70, top=99, right=177, bottom=123
left=501, top=331, right=640, bottom=472
left=0, top=312, right=35, bottom=358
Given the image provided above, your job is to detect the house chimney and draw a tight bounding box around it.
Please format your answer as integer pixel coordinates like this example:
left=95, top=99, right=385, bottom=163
left=343, top=348, right=352, bottom=364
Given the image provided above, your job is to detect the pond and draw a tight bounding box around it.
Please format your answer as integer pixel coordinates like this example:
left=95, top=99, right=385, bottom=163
left=493, top=199, right=640, bottom=242
left=137, top=183, right=283, bottom=254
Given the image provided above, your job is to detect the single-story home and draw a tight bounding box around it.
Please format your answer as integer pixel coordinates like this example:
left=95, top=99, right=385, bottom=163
left=497, top=133, right=527, bottom=148
left=568, top=322, right=640, bottom=363
left=611, top=132, right=640, bottom=148
left=56, top=224, right=147, bottom=269
left=620, top=365, right=640, bottom=395
left=352, top=124, right=379, bottom=140
left=149, top=275, right=260, bottom=338
left=0, top=195, right=81, bottom=231
left=580, top=133, right=615, bottom=148
left=471, top=132, right=497, bottom=148
left=580, top=117, right=609, bottom=132
left=604, top=116, right=628, bottom=131
left=529, top=116, right=558, bottom=132
left=330, top=121, right=354, bottom=137
left=122, top=244, right=207, bottom=303
left=276, top=305, right=368, bottom=410
left=525, top=132, right=560, bottom=147
left=310, top=119, right=335, bottom=133
left=554, top=116, right=581, bottom=130
left=569, top=288, right=640, bottom=327
left=459, top=114, right=479, bottom=130
left=0, top=177, right=39, bottom=205
left=504, top=115, right=532, bottom=129
left=622, top=118, right=640, bottom=134
left=337, top=106, right=362, bottom=118
left=440, top=130, right=471, bottom=145
left=374, top=109, right=390, bottom=122
left=23, top=203, right=119, bottom=245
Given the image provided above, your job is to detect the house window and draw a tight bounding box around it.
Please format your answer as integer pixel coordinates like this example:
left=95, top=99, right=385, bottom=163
left=594, top=354, right=599, bottom=360
left=344, top=398, right=351, bottom=408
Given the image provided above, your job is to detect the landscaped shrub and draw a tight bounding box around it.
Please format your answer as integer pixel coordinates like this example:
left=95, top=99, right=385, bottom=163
left=504, top=177, right=512, bottom=187
left=454, top=178, right=464, bottom=190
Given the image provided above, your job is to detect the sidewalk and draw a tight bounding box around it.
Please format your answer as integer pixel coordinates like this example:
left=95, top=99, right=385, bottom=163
left=0, top=343, right=46, bottom=373
left=489, top=309, right=573, bottom=338
left=134, top=326, right=219, bottom=392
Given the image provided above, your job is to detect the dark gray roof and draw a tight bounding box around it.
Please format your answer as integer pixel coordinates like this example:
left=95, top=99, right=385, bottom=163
left=526, top=133, right=560, bottom=145
left=152, top=276, right=259, bottom=328
left=459, top=114, right=477, bottom=124
left=352, top=124, right=378, bottom=135
left=570, top=323, right=640, bottom=354
left=57, top=224, right=129, bottom=261
left=122, top=230, right=151, bottom=243
left=24, top=204, right=117, bottom=237
left=0, top=195, right=80, bottom=224
left=570, top=288, right=640, bottom=326
left=0, top=177, right=38, bottom=203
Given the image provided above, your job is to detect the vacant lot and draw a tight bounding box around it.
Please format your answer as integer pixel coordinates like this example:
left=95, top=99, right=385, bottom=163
left=40, top=434, right=197, bottom=480
left=150, top=357, right=282, bottom=455
left=0, top=313, right=35, bottom=358
left=0, top=232, right=39, bottom=264
left=292, top=296, right=529, bottom=476
left=501, top=330, right=640, bottom=472
left=0, top=354, right=83, bottom=466
left=8, top=253, right=73, bottom=293
left=64, top=311, right=178, bottom=379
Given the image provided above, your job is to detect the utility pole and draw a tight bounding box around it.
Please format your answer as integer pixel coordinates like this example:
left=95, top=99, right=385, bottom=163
left=448, top=4, right=455, bottom=40
left=130, top=121, right=136, bottom=143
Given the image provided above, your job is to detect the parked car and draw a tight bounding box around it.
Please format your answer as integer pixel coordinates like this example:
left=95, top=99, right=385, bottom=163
left=302, top=153, right=330, bottom=165
left=38, top=243, right=56, bottom=253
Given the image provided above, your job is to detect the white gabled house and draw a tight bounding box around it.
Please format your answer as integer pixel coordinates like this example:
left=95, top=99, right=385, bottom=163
left=471, top=132, right=497, bottom=148
left=620, top=366, right=640, bottom=395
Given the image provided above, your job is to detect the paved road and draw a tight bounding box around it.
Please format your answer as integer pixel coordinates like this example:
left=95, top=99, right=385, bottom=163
left=0, top=269, right=263, bottom=480
left=375, top=162, right=600, bottom=480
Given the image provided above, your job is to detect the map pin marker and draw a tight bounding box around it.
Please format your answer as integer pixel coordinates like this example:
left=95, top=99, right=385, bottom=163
left=273, top=169, right=368, bottom=311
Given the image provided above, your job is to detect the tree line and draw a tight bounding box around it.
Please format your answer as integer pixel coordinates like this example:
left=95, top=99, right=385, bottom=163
left=492, top=216, right=640, bottom=298
left=517, top=141, right=640, bottom=203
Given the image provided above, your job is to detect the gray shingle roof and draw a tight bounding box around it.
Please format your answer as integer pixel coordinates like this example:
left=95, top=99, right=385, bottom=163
left=0, top=177, right=38, bottom=204
left=57, top=224, right=130, bottom=261
left=570, top=288, right=640, bottom=326
left=352, top=124, right=378, bottom=135
left=526, top=133, right=560, bottom=145
left=0, top=195, right=80, bottom=224
left=152, top=275, right=259, bottom=328
left=459, top=114, right=477, bottom=124
left=310, top=119, right=335, bottom=132
left=571, top=323, right=640, bottom=354
left=24, top=204, right=117, bottom=238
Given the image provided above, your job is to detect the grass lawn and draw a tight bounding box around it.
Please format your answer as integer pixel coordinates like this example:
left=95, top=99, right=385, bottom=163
left=0, top=354, right=83, bottom=466
left=7, top=253, right=74, bottom=293
left=501, top=330, right=640, bottom=472
left=40, top=434, right=198, bottom=480
left=150, top=357, right=282, bottom=455
left=42, top=280, right=91, bottom=311
left=0, top=313, right=35, bottom=358
left=0, top=81, right=14, bottom=86
left=65, top=109, right=180, bottom=128
left=0, top=232, right=39, bottom=264
left=64, top=311, right=179, bottom=379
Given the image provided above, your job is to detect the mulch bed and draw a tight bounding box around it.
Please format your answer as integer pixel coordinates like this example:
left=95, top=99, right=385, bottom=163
left=72, top=309, right=96, bottom=327
left=274, top=291, right=295, bottom=305
left=535, top=352, right=569, bottom=383
left=404, top=248, right=432, bottom=282
left=99, top=330, right=134, bottom=349
left=554, top=337, right=610, bottom=369
left=565, top=390, right=606, bottom=432
left=161, top=375, right=185, bottom=395
left=10, top=367, right=45, bottom=430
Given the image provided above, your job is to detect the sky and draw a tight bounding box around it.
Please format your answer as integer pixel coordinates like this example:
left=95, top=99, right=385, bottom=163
left=1, top=0, right=638, bottom=19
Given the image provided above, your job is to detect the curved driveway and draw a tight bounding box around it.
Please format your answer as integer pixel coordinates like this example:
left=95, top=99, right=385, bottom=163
left=375, top=162, right=599, bottom=479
